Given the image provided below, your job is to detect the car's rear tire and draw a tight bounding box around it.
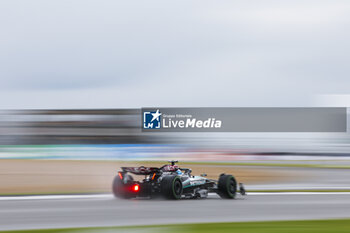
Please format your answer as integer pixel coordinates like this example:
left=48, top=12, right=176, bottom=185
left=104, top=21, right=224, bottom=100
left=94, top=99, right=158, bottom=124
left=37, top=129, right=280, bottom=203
left=112, top=174, right=134, bottom=199
left=161, top=175, right=183, bottom=200
left=217, top=174, right=237, bottom=199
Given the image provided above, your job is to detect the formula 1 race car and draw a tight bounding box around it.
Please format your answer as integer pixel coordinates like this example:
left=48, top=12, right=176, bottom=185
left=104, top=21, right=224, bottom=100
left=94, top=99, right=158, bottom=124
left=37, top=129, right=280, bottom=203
left=112, top=161, right=246, bottom=199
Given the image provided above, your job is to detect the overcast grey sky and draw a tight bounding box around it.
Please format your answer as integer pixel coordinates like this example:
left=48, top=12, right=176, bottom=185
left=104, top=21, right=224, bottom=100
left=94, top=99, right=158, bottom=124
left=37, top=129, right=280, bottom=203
left=0, top=0, right=349, bottom=109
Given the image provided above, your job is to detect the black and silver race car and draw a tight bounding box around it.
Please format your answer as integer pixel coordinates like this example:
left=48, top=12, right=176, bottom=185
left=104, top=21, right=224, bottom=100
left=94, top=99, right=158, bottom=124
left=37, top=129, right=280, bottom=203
left=112, top=161, right=246, bottom=199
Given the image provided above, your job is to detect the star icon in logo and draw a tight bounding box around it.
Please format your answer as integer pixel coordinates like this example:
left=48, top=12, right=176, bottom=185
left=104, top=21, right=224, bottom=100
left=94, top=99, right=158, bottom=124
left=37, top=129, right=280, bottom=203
left=151, top=109, right=162, bottom=122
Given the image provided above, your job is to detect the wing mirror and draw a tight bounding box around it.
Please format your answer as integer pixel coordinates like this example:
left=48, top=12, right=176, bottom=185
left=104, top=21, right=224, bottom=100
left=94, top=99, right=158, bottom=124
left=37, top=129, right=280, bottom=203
left=201, top=173, right=207, bottom=177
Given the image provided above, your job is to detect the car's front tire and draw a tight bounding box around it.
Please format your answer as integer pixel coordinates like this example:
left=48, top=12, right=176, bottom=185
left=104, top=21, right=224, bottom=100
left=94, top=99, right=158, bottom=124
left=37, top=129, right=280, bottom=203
left=161, top=175, right=183, bottom=200
left=217, top=174, right=237, bottom=199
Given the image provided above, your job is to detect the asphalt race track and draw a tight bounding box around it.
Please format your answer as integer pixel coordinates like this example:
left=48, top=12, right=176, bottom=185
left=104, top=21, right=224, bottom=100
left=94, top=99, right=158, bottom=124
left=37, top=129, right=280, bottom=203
left=1, top=193, right=350, bottom=231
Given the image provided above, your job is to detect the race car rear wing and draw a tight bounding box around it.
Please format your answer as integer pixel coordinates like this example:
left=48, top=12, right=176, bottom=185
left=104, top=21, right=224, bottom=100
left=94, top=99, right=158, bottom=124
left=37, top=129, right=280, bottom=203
left=121, top=166, right=160, bottom=175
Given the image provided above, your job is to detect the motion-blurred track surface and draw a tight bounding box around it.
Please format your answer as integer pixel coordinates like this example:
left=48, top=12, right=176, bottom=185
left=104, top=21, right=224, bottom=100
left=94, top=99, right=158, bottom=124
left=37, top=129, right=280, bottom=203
left=1, top=193, right=350, bottom=231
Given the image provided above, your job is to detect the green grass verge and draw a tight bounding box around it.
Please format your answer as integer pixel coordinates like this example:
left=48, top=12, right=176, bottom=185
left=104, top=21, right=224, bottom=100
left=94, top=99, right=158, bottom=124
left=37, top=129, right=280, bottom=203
left=1, top=219, right=350, bottom=233
left=0, top=191, right=106, bottom=196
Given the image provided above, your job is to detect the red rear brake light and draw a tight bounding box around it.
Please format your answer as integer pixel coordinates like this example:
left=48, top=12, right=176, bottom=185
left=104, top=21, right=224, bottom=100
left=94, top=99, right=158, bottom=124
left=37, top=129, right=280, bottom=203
left=133, top=184, right=139, bottom=192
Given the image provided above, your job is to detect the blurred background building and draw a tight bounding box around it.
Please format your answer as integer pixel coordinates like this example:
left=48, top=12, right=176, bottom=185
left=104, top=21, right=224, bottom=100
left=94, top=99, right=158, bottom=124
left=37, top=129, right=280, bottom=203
left=0, top=109, right=155, bottom=145
left=0, top=109, right=349, bottom=161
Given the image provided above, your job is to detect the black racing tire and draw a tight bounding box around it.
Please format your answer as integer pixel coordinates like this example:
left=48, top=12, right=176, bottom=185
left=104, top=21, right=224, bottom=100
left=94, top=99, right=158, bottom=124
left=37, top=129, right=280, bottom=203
left=217, top=174, right=237, bottom=199
left=112, top=174, right=134, bottom=199
left=161, top=175, right=183, bottom=200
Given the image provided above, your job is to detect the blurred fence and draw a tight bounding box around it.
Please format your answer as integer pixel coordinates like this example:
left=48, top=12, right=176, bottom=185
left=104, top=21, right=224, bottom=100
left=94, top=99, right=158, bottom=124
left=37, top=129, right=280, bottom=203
left=0, top=109, right=165, bottom=145
left=0, top=109, right=350, bottom=158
